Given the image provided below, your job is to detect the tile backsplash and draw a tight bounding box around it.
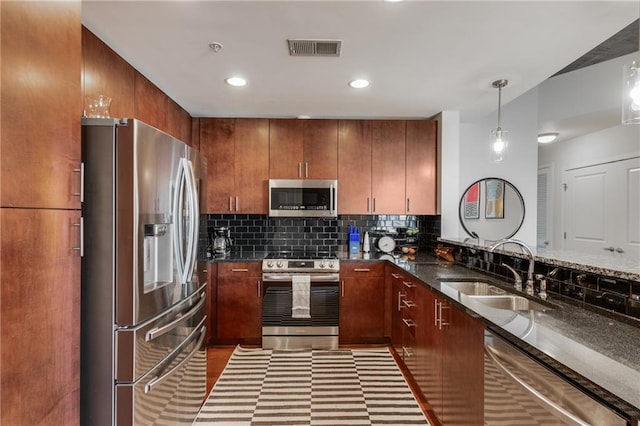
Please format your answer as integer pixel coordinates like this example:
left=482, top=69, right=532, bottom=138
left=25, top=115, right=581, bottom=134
left=206, top=214, right=441, bottom=254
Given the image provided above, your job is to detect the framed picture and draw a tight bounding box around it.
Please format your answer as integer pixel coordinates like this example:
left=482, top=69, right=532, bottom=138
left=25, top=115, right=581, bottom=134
left=463, top=182, right=480, bottom=219
left=485, top=179, right=505, bottom=219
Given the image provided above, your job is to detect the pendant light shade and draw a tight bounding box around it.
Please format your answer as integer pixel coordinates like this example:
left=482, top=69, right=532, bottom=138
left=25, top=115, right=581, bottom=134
left=491, top=79, right=508, bottom=162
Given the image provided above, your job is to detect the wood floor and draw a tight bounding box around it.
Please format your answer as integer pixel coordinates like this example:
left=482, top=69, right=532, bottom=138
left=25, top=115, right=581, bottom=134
left=205, top=345, right=440, bottom=426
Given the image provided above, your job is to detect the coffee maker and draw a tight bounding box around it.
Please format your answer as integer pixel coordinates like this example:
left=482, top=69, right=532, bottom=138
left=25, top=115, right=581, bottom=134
left=212, top=227, right=232, bottom=255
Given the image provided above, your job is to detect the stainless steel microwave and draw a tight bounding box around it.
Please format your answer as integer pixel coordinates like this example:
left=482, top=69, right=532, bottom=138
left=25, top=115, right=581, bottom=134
left=269, top=179, right=338, bottom=217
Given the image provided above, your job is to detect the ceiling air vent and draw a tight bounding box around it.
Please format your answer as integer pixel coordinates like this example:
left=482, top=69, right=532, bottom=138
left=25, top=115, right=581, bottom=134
left=288, top=39, right=342, bottom=57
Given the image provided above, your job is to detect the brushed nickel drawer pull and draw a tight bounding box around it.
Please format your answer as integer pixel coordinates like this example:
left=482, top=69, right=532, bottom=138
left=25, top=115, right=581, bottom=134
left=354, top=268, right=371, bottom=272
left=402, top=299, right=416, bottom=308
left=402, top=318, right=417, bottom=328
left=391, top=273, right=403, bottom=279
left=231, top=268, right=249, bottom=272
left=403, top=281, right=415, bottom=288
left=402, top=346, right=414, bottom=358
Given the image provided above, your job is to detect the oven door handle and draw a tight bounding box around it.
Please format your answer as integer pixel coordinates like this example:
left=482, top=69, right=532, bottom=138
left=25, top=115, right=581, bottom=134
left=262, top=273, right=340, bottom=282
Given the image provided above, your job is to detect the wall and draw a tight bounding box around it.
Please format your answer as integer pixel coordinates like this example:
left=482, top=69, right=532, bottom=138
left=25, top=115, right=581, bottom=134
left=442, top=88, right=539, bottom=245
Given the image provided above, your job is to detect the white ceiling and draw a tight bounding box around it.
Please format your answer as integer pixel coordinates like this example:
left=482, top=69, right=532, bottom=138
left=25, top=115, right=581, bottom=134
left=82, top=1, right=638, bottom=122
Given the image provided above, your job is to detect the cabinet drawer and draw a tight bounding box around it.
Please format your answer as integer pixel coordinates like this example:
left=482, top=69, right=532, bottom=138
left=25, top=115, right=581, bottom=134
left=217, top=262, right=261, bottom=277
left=340, top=261, right=385, bottom=277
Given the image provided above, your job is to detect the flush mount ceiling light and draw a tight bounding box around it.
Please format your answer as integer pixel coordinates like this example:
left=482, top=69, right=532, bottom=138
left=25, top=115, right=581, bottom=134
left=297, top=115, right=311, bottom=119
left=490, top=79, right=508, bottom=162
left=537, top=133, right=559, bottom=144
left=225, top=77, right=247, bottom=87
left=349, top=79, right=369, bottom=89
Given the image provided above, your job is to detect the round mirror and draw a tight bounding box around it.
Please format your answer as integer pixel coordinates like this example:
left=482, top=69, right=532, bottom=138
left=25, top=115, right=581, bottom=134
left=458, top=178, right=525, bottom=240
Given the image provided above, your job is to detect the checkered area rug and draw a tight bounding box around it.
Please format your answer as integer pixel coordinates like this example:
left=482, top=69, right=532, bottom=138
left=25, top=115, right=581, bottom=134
left=194, top=346, right=429, bottom=425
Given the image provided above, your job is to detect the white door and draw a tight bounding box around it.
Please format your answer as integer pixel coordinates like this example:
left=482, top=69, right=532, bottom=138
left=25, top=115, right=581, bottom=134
left=563, top=157, right=639, bottom=260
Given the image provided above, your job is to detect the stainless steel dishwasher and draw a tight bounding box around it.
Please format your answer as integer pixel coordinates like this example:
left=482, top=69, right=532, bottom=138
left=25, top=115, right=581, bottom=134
left=484, top=330, right=628, bottom=425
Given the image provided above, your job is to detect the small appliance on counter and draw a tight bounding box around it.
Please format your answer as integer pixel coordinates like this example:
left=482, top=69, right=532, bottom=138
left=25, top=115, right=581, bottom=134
left=212, top=227, right=232, bottom=255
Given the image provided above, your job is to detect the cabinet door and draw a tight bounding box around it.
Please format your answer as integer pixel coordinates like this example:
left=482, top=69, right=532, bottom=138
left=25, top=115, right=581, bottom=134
left=134, top=71, right=169, bottom=134
left=269, top=119, right=304, bottom=179
left=406, top=120, right=437, bottom=214
left=417, top=289, right=444, bottom=421
left=339, top=276, right=385, bottom=344
left=200, top=118, right=236, bottom=213
left=1, top=208, right=81, bottom=425
left=441, top=301, right=484, bottom=425
left=216, top=263, right=262, bottom=344
left=372, top=120, right=406, bottom=214
left=303, top=120, right=338, bottom=179
left=338, top=120, right=373, bottom=214
left=234, top=119, right=269, bottom=213
left=82, top=26, right=135, bottom=120
left=1, top=1, right=82, bottom=209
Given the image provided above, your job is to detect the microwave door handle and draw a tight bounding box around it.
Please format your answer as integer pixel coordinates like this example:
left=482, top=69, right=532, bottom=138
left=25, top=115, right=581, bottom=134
left=172, top=159, right=187, bottom=284
left=484, top=344, right=590, bottom=426
left=330, top=183, right=335, bottom=214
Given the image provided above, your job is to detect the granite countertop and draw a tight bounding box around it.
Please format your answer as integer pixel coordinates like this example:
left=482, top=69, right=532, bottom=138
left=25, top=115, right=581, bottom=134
left=438, top=237, right=640, bottom=281
left=207, top=249, right=640, bottom=418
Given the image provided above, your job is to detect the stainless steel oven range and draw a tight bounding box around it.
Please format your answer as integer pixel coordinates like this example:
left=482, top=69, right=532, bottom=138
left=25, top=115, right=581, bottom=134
left=262, top=251, right=339, bottom=350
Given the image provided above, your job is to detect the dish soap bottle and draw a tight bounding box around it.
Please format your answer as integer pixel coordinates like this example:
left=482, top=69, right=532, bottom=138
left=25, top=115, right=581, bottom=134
left=349, top=227, right=360, bottom=254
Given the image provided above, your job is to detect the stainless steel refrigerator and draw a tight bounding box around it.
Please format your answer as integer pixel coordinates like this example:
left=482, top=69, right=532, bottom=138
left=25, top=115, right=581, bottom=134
left=81, top=118, right=207, bottom=426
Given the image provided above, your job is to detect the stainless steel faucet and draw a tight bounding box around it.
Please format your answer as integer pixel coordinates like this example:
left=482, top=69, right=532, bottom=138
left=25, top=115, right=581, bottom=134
left=489, top=239, right=535, bottom=296
left=501, top=263, right=523, bottom=292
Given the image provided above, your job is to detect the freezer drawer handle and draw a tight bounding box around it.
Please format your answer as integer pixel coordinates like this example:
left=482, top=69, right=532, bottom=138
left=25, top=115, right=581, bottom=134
left=145, top=295, right=205, bottom=342
left=485, top=343, right=590, bottom=426
left=144, top=325, right=206, bottom=395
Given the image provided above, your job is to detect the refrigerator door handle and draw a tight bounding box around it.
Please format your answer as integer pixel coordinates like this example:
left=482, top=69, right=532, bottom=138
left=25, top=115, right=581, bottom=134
left=172, top=158, right=188, bottom=284
left=183, top=159, right=199, bottom=284
left=144, top=324, right=206, bottom=395
left=145, top=295, right=206, bottom=342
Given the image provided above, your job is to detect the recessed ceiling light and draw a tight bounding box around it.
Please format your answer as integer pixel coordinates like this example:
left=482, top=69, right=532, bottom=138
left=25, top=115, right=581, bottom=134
left=537, top=132, right=559, bottom=144
left=298, top=115, right=311, bottom=119
left=349, top=79, right=369, bottom=89
left=384, top=0, right=405, bottom=2
left=225, top=77, right=247, bottom=87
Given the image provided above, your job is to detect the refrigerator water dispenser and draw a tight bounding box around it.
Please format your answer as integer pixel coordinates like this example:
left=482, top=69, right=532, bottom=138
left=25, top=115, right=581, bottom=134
left=143, top=223, right=173, bottom=291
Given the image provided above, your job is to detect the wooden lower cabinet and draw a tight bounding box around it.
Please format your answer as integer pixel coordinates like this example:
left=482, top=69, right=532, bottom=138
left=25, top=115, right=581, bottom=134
left=215, top=262, right=263, bottom=345
left=389, top=265, right=484, bottom=425
left=339, top=262, right=385, bottom=344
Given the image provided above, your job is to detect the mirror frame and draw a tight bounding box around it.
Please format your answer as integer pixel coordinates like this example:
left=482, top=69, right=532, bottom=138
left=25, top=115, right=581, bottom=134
left=458, top=177, right=526, bottom=240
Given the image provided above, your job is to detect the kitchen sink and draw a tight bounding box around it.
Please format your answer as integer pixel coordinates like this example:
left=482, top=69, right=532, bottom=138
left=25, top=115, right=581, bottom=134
left=468, top=295, right=551, bottom=311
left=441, top=281, right=507, bottom=296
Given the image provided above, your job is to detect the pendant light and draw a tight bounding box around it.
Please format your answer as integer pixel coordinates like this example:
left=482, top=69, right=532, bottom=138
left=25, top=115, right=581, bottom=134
left=490, top=79, right=508, bottom=162
left=622, top=17, right=640, bottom=124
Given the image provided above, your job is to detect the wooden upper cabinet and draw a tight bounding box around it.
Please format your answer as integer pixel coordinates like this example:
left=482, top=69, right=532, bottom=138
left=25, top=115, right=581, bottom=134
left=134, top=71, right=169, bottom=134
left=269, top=119, right=304, bottom=179
left=406, top=120, right=438, bottom=214
left=82, top=26, right=135, bottom=120
left=200, top=118, right=236, bottom=213
left=338, top=120, right=373, bottom=214
left=167, top=98, right=192, bottom=145
left=371, top=120, right=406, bottom=214
left=303, top=119, right=338, bottom=179
left=269, top=119, right=338, bottom=179
left=1, top=1, right=82, bottom=210
left=199, top=118, right=269, bottom=213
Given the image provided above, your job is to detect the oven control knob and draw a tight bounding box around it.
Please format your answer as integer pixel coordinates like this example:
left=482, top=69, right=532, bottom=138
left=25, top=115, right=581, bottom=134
left=328, top=261, right=335, bottom=269
left=266, top=261, right=274, bottom=268
left=277, top=261, right=284, bottom=268
left=319, top=261, right=326, bottom=268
